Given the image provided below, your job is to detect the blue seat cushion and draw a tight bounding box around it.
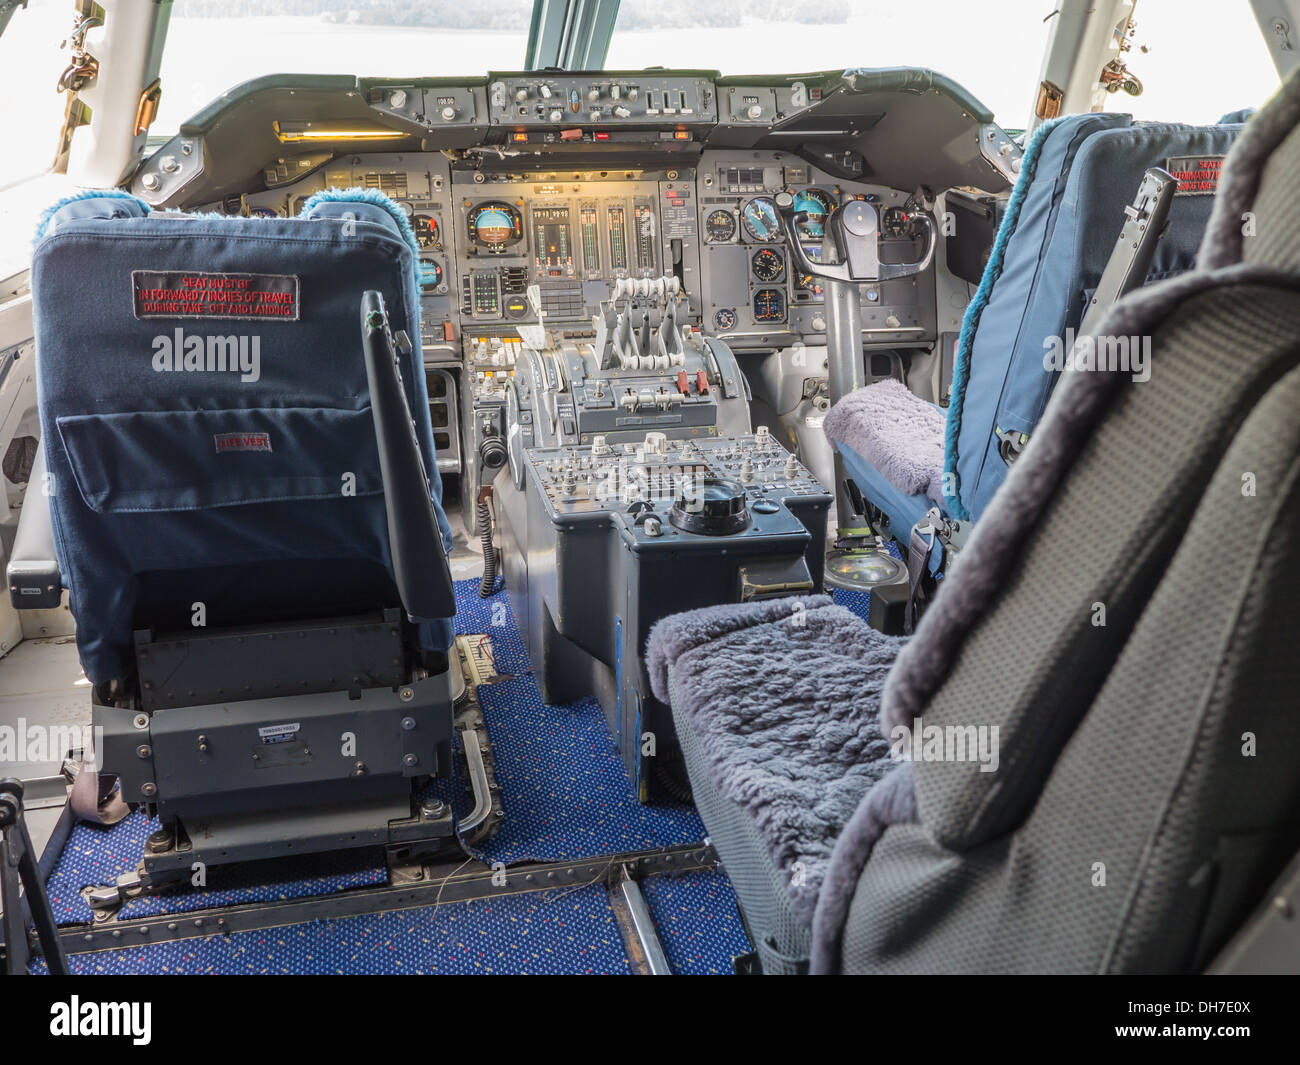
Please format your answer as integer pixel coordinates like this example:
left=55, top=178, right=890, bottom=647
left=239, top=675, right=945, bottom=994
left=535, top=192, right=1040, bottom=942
left=823, top=380, right=946, bottom=496
left=837, top=444, right=938, bottom=538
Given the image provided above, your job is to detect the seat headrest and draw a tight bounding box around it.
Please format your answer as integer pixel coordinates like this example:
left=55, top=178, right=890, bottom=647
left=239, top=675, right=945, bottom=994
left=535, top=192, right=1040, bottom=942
left=298, top=188, right=421, bottom=257
left=36, top=191, right=150, bottom=241
left=1201, top=67, right=1300, bottom=270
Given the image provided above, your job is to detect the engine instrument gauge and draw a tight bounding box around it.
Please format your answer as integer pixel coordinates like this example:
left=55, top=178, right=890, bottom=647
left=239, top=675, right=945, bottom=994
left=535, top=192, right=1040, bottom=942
left=793, top=188, right=837, bottom=239
left=741, top=197, right=780, bottom=242
left=752, top=288, right=786, bottom=323
left=714, top=308, right=738, bottom=331
left=797, top=243, right=824, bottom=296
left=796, top=273, right=824, bottom=298
left=751, top=247, right=784, bottom=282
left=704, top=209, right=737, bottom=243
left=418, top=258, right=443, bottom=289
left=468, top=201, right=523, bottom=249
left=413, top=214, right=440, bottom=248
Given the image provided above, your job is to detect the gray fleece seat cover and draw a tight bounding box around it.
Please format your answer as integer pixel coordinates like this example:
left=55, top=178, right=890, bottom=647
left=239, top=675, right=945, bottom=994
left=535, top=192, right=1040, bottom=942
left=822, top=380, right=947, bottom=503
left=646, top=597, right=905, bottom=924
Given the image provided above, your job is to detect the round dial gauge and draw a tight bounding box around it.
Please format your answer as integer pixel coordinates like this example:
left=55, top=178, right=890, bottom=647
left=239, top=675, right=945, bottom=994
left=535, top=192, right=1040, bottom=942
left=714, top=308, right=738, bottom=331
left=413, top=214, right=439, bottom=248
left=751, top=247, right=784, bottom=282
left=468, top=201, right=523, bottom=249
left=705, top=209, right=737, bottom=243
left=752, top=288, right=786, bottom=323
left=793, top=188, right=837, bottom=239
left=741, top=197, right=780, bottom=242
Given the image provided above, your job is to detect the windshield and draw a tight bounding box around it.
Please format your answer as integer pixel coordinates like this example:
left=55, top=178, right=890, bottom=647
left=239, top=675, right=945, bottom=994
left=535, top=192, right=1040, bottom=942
left=608, top=0, right=1051, bottom=125
left=0, top=3, right=72, bottom=189
left=153, top=0, right=537, bottom=134
left=0, top=0, right=1286, bottom=191
left=608, top=0, right=1280, bottom=128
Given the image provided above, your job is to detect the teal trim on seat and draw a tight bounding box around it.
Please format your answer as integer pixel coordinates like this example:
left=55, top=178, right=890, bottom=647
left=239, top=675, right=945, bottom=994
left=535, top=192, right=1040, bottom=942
left=941, top=118, right=1063, bottom=521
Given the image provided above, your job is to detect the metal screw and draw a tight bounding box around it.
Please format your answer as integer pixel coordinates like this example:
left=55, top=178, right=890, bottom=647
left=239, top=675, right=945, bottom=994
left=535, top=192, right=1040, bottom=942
left=136, top=744, right=151, bottom=759
left=403, top=753, right=418, bottom=767
left=141, top=782, right=157, bottom=797
left=401, top=716, right=416, bottom=730
left=133, top=714, right=149, bottom=730
left=399, top=687, right=415, bottom=702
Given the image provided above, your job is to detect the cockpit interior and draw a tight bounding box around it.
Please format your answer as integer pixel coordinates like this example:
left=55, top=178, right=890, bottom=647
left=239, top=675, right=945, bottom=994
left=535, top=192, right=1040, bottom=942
left=1, top=0, right=1299, bottom=1012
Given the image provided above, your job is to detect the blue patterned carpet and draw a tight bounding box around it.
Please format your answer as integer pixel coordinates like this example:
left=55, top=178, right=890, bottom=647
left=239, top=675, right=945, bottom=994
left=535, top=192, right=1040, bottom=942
left=430, top=672, right=706, bottom=864
left=45, top=811, right=387, bottom=924
left=34, top=577, right=751, bottom=974
left=32, top=885, right=634, bottom=975
left=641, top=870, right=752, bottom=975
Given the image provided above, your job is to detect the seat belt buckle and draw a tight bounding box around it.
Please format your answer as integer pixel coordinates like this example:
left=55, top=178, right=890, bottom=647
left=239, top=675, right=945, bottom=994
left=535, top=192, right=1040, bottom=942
left=995, top=424, right=1029, bottom=466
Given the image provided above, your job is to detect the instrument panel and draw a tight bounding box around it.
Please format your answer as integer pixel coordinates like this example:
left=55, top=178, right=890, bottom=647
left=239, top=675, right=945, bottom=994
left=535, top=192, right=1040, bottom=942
left=198, top=142, right=937, bottom=497
left=211, top=148, right=934, bottom=355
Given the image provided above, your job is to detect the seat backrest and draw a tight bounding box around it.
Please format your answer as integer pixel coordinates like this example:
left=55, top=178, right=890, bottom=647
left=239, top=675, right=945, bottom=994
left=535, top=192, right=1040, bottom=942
left=30, top=189, right=454, bottom=686
left=944, top=112, right=1243, bottom=522
left=835, top=71, right=1300, bottom=973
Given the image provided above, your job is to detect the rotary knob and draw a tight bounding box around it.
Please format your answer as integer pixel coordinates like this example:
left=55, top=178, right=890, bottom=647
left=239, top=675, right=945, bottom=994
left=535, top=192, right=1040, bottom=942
left=670, top=478, right=750, bottom=536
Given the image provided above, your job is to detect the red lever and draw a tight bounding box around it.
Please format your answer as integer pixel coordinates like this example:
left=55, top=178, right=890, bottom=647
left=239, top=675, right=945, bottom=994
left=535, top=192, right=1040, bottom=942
left=696, top=369, right=709, bottom=394
left=677, top=369, right=690, bottom=395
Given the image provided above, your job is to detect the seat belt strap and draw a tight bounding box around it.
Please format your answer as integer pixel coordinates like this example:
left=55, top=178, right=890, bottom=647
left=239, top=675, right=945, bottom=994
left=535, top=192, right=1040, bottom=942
left=904, top=520, right=939, bottom=634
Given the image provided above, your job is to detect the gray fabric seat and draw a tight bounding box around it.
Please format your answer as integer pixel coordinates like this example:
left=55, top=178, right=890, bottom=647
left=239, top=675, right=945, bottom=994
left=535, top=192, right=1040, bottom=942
left=650, top=70, right=1300, bottom=974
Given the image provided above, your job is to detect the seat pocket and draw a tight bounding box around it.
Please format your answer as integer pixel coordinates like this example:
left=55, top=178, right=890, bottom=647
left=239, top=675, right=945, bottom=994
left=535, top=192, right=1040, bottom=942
left=57, top=405, right=383, bottom=513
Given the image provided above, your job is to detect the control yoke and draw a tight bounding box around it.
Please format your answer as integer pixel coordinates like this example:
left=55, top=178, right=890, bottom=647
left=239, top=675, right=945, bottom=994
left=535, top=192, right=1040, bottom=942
left=773, top=192, right=936, bottom=284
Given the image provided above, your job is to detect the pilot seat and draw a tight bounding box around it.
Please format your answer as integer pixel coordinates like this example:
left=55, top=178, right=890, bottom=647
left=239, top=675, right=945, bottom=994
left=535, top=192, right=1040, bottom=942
left=647, top=70, right=1300, bottom=973
left=9, top=188, right=460, bottom=894
left=825, top=112, right=1246, bottom=580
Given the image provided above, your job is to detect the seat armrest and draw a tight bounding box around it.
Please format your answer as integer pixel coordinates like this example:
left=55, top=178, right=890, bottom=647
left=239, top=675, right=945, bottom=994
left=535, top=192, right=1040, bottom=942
left=7, top=441, right=63, bottom=609
left=361, top=291, right=456, bottom=622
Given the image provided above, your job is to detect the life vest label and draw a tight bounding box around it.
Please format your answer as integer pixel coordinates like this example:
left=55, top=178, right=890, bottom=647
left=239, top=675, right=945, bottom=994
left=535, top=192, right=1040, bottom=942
left=1164, top=155, right=1225, bottom=196
left=132, top=270, right=300, bottom=320
left=214, top=431, right=273, bottom=454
